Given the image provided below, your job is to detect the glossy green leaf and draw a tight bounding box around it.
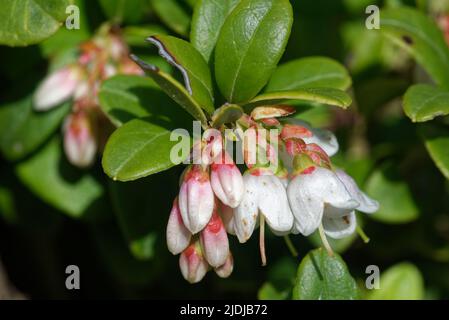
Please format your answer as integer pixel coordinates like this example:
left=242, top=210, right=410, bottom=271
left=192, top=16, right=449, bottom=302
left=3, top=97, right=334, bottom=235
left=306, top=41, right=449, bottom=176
left=420, top=124, right=449, bottom=180
left=0, top=0, right=72, bottom=46
left=244, top=88, right=352, bottom=109
left=151, top=0, right=191, bottom=36
left=130, top=54, right=208, bottom=125
left=190, top=0, right=240, bottom=62
left=403, top=84, right=449, bottom=122
left=16, top=138, right=104, bottom=218
left=102, top=118, right=189, bottom=181
left=99, top=0, right=148, bottom=24
left=365, top=165, right=419, bottom=224
left=0, top=97, right=69, bottom=161
left=381, top=7, right=449, bottom=88
left=266, top=57, right=352, bottom=92
left=292, top=248, right=359, bottom=300
left=99, top=75, right=191, bottom=127
left=258, top=282, right=289, bottom=300
left=366, top=263, right=424, bottom=300
left=211, top=104, right=243, bottom=128
left=146, top=35, right=215, bottom=114
left=215, top=0, right=293, bottom=103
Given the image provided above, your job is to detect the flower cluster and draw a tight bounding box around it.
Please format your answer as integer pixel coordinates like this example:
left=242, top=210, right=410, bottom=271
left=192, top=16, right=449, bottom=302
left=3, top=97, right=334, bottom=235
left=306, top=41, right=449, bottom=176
left=167, top=105, right=379, bottom=283
left=33, top=25, right=143, bottom=168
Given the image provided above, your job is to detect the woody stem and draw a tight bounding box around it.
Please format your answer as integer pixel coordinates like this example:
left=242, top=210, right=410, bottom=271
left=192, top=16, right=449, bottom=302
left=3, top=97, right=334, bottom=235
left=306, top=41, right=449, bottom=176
left=318, top=223, right=334, bottom=257
left=259, top=215, right=267, bottom=266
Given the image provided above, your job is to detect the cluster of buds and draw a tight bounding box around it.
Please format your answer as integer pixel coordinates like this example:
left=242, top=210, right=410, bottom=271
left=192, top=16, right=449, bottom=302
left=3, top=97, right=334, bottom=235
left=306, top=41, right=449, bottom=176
left=167, top=105, right=379, bottom=283
left=33, top=25, right=143, bottom=168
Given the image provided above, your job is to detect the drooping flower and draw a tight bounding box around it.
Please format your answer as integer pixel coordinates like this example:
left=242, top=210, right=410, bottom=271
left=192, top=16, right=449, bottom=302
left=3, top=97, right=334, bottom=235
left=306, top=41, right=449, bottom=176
left=179, top=241, right=209, bottom=284
left=166, top=197, right=191, bottom=255
left=234, top=168, right=294, bottom=244
left=178, top=165, right=215, bottom=234
left=210, top=152, right=245, bottom=208
left=200, top=209, right=229, bottom=268
left=63, top=109, right=97, bottom=168
left=287, top=165, right=361, bottom=238
left=34, top=65, right=82, bottom=111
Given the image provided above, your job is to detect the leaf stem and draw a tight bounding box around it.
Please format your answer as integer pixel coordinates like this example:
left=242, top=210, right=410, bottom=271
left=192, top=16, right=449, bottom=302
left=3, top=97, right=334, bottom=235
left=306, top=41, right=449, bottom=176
left=259, top=215, right=267, bottom=266
left=283, top=235, right=298, bottom=258
left=318, top=224, right=334, bottom=257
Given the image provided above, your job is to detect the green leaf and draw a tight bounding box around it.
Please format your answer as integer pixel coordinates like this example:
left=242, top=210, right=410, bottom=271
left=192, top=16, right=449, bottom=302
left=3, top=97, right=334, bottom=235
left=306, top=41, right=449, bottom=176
left=292, top=248, right=359, bottom=300
left=99, top=0, right=148, bottom=24
left=266, top=57, right=352, bottom=92
left=244, top=88, right=352, bottom=109
left=381, top=7, right=449, bottom=88
left=130, top=54, right=208, bottom=124
left=0, top=0, right=72, bottom=46
left=102, top=118, right=190, bottom=181
left=258, top=283, right=289, bottom=300
left=122, top=25, right=167, bottom=47
left=151, top=0, right=191, bottom=36
left=15, top=137, right=104, bottom=218
left=146, top=35, right=215, bottom=114
left=99, top=75, right=191, bottom=127
left=0, top=97, right=69, bottom=161
left=365, top=165, right=419, bottom=224
left=215, top=0, right=293, bottom=103
left=211, top=104, right=243, bottom=128
left=403, top=84, right=449, bottom=122
left=190, top=0, right=240, bottom=62
left=366, top=262, right=424, bottom=300
left=420, top=124, right=449, bottom=180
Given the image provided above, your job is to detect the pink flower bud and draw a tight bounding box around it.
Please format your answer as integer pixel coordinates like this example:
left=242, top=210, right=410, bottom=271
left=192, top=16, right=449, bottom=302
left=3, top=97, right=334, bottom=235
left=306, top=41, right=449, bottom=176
left=217, top=201, right=236, bottom=235
left=34, top=65, right=82, bottom=111
left=178, top=165, right=215, bottom=234
left=211, top=152, right=244, bottom=208
left=215, top=253, right=234, bottom=278
left=200, top=210, right=229, bottom=268
left=201, top=129, right=223, bottom=165
left=179, top=242, right=209, bottom=284
left=166, top=197, right=191, bottom=255
left=63, top=110, right=97, bottom=168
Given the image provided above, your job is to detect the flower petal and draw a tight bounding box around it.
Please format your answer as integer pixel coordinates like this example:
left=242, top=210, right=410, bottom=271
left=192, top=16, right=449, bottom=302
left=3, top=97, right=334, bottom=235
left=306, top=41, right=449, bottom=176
left=323, top=211, right=356, bottom=239
left=234, top=173, right=259, bottom=243
left=335, top=169, right=379, bottom=214
left=200, top=211, right=229, bottom=268
left=258, top=175, right=293, bottom=234
left=34, top=65, right=81, bottom=111
left=166, top=197, right=191, bottom=255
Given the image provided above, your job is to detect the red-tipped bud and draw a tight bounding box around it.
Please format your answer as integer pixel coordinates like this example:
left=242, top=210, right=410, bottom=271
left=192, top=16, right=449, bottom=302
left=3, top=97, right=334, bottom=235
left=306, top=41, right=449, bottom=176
left=63, top=110, right=97, bottom=168
left=200, top=210, right=229, bottom=268
left=179, top=241, right=209, bottom=284
left=211, top=152, right=244, bottom=208
left=178, top=165, right=215, bottom=234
